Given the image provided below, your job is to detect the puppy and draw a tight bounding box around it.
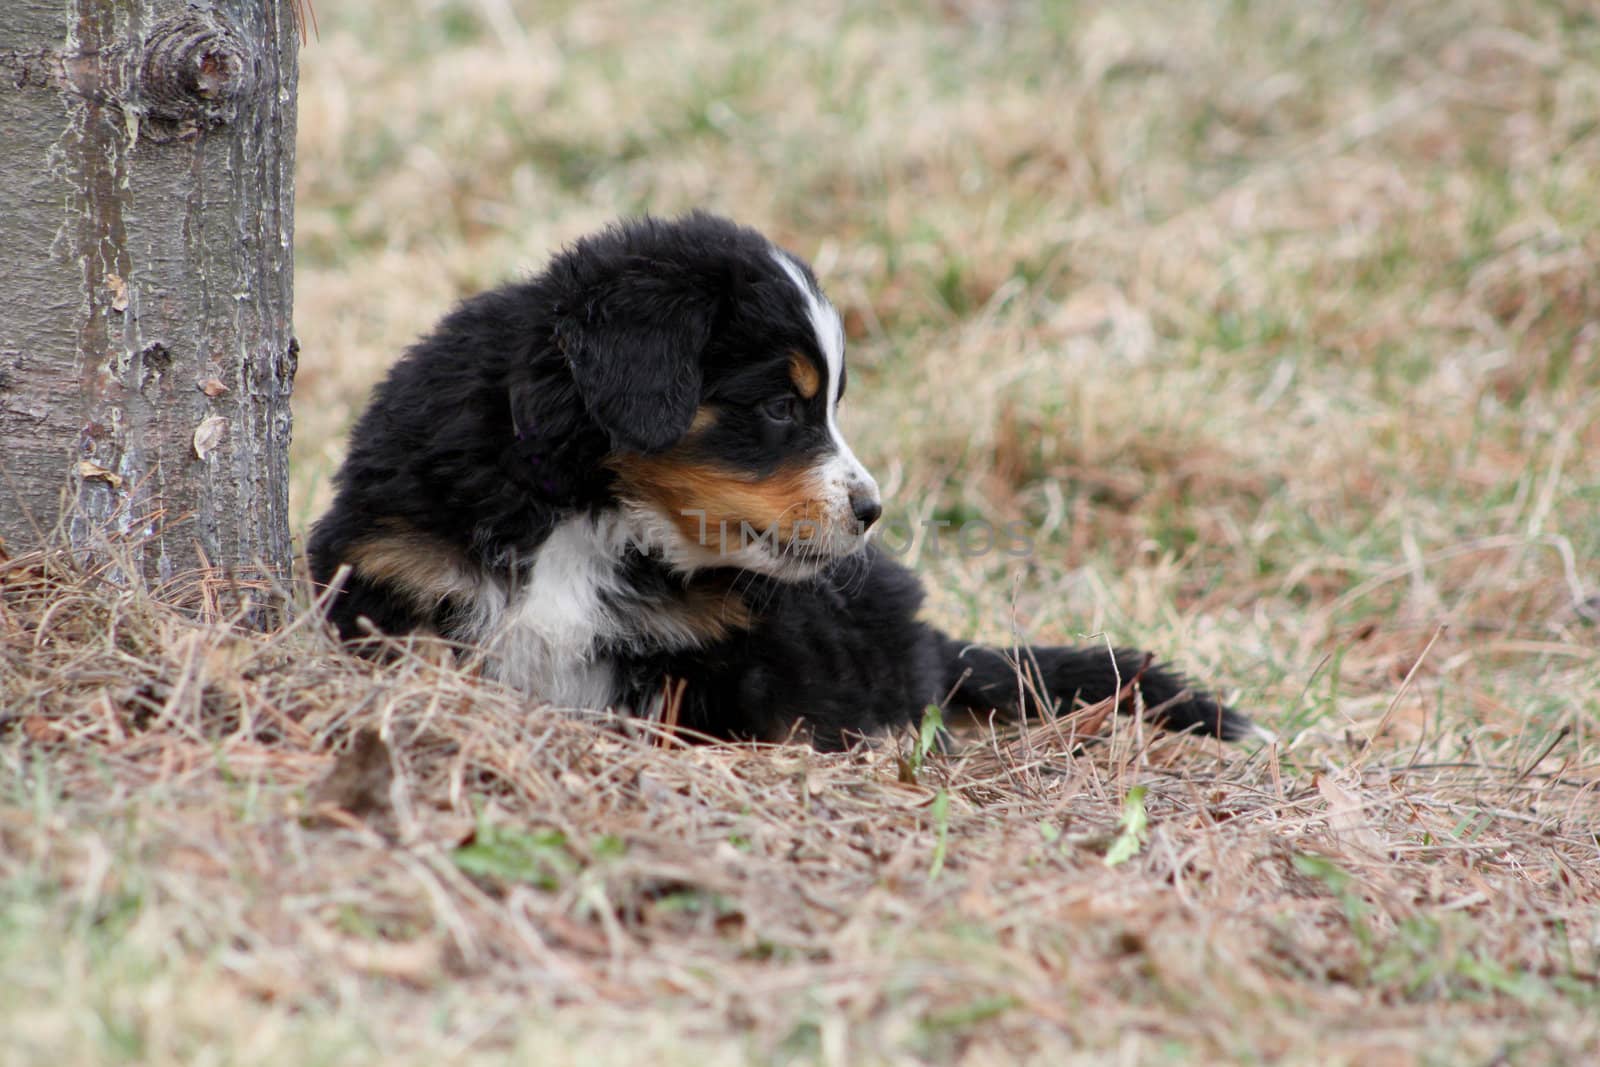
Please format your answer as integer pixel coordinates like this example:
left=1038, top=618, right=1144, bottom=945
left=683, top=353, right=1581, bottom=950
left=307, top=213, right=1256, bottom=749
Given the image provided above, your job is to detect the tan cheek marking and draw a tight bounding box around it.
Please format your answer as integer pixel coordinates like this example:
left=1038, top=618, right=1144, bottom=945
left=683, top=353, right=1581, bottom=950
left=611, top=455, right=833, bottom=552
left=345, top=525, right=480, bottom=608
left=788, top=352, right=821, bottom=400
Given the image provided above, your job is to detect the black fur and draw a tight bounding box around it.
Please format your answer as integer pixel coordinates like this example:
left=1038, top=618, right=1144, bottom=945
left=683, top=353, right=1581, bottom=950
left=623, top=552, right=1248, bottom=747
left=308, top=213, right=1255, bottom=750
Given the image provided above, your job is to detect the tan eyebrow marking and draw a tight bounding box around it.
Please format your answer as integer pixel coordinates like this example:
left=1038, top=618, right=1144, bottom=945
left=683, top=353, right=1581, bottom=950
left=788, top=352, right=821, bottom=400
left=689, top=405, right=717, bottom=434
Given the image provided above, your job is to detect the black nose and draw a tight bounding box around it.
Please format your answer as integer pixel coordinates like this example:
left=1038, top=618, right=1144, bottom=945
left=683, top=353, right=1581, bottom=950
left=850, top=494, right=882, bottom=530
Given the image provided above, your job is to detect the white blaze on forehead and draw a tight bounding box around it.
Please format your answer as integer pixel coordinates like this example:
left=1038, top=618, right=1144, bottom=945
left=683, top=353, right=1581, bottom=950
left=772, top=250, right=879, bottom=501
left=772, top=251, right=844, bottom=410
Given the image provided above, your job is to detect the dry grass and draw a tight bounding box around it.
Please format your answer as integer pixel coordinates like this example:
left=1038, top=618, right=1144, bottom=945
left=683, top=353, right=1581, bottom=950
left=6, top=0, right=1600, bottom=1062
left=5, top=548, right=1597, bottom=1064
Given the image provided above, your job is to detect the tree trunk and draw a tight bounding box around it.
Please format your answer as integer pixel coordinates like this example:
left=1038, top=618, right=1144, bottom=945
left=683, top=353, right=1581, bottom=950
left=0, top=0, right=297, bottom=617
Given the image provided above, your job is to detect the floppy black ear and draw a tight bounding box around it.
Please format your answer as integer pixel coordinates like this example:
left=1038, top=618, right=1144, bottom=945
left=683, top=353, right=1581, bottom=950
left=556, top=271, right=714, bottom=453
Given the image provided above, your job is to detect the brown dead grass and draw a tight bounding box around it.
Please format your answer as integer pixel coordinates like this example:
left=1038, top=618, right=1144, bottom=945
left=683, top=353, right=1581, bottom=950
left=3, top=543, right=1598, bottom=1064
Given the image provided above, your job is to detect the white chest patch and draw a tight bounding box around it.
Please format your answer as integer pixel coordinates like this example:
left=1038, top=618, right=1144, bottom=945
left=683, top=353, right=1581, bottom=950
left=465, top=514, right=633, bottom=710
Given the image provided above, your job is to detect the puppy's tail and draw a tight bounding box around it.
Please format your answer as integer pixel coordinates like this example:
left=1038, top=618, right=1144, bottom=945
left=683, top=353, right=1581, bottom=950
left=936, top=636, right=1260, bottom=741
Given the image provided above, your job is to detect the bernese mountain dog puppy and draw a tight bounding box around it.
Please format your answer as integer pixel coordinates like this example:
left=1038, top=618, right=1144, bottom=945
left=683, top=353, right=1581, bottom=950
left=308, top=213, right=1257, bottom=750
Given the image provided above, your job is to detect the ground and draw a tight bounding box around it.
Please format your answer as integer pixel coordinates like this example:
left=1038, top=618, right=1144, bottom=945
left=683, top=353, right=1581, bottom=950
left=4, top=0, right=1599, bottom=1063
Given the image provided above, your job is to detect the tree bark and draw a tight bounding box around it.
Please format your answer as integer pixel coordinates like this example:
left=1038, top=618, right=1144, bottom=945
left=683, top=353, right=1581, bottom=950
left=0, top=0, right=297, bottom=615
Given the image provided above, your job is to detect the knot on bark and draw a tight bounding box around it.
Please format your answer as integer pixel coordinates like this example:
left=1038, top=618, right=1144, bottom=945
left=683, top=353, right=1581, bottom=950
left=139, top=14, right=256, bottom=123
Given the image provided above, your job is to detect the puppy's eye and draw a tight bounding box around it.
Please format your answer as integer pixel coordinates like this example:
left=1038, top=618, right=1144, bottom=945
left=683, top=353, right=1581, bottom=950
left=761, top=396, right=801, bottom=423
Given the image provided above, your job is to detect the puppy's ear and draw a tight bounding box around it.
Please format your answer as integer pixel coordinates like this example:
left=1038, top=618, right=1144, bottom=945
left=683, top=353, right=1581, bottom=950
left=556, top=272, right=714, bottom=453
